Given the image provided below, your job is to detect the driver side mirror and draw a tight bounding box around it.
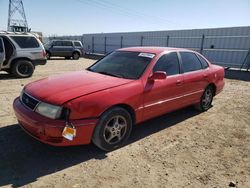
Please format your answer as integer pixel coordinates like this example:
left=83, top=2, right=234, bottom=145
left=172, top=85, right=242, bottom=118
left=148, top=71, right=167, bottom=80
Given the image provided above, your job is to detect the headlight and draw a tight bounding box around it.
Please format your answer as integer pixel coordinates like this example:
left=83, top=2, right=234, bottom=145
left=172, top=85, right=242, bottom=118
left=35, top=102, right=62, bottom=119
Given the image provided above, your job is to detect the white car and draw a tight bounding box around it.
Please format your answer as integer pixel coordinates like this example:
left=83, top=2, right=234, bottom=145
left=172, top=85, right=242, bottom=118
left=0, top=32, right=47, bottom=78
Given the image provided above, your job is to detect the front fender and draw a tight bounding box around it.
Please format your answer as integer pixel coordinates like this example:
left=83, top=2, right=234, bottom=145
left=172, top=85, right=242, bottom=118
left=65, top=80, right=144, bottom=122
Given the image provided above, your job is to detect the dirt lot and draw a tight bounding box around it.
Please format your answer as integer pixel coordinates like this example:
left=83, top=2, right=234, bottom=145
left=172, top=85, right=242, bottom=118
left=0, top=58, right=249, bottom=188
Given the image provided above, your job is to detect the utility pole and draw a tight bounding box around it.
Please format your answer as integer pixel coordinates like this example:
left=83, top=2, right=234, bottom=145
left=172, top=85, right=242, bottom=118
left=7, top=0, right=29, bottom=32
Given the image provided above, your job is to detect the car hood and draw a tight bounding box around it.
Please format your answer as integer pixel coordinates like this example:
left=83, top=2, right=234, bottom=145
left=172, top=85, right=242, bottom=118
left=25, top=71, right=132, bottom=105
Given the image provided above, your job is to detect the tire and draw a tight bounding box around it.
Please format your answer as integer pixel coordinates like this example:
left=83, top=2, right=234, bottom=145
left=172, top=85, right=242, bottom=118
left=195, top=86, right=214, bottom=112
left=92, top=107, right=133, bottom=151
left=11, top=60, right=34, bottom=78
left=72, top=52, right=80, bottom=60
left=46, top=52, right=51, bottom=59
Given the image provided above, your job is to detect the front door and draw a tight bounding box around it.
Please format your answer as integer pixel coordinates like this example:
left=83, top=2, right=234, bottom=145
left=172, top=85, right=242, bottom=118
left=50, top=41, right=63, bottom=56
left=0, top=37, right=6, bottom=69
left=143, top=52, right=184, bottom=121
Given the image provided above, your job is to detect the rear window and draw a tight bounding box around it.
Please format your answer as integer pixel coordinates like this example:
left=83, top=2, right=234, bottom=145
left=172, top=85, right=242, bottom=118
left=74, top=41, right=82, bottom=47
left=11, top=36, right=40, bottom=48
left=197, top=54, right=209, bottom=69
left=180, top=52, right=202, bottom=73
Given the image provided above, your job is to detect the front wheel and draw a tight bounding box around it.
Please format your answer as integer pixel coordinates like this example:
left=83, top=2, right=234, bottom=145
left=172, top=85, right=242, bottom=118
left=46, top=52, right=51, bottom=59
left=11, top=60, right=34, bottom=78
left=92, top=107, right=132, bottom=151
left=195, top=86, right=214, bottom=111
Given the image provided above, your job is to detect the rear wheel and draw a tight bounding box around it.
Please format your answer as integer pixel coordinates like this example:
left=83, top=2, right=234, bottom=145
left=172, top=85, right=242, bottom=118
left=72, top=52, right=80, bottom=60
left=11, top=60, right=34, bottom=78
left=195, top=86, right=214, bottom=111
left=92, top=107, right=132, bottom=151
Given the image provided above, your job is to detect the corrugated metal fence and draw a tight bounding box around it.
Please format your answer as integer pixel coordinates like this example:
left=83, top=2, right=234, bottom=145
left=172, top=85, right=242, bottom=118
left=46, top=26, right=250, bottom=69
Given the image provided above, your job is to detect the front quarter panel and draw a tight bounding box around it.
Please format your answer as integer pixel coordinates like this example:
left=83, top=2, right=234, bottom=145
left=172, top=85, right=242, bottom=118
left=65, top=80, right=144, bottom=123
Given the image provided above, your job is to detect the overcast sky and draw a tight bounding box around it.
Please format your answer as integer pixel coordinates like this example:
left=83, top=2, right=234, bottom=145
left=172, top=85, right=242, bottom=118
left=0, top=0, right=249, bottom=36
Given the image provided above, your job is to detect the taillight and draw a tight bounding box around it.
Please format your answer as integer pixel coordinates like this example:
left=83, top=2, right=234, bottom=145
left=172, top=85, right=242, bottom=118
left=42, top=50, right=46, bottom=57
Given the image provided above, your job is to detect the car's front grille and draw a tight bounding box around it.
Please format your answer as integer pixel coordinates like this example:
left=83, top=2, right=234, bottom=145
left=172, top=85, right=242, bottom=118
left=21, top=92, right=40, bottom=110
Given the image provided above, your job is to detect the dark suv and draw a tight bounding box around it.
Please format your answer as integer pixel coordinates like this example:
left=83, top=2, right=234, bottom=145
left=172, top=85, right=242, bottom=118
left=44, top=40, right=84, bottom=60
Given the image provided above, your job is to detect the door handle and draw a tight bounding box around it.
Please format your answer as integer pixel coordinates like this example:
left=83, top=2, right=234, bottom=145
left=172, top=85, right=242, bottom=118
left=176, top=80, right=182, bottom=86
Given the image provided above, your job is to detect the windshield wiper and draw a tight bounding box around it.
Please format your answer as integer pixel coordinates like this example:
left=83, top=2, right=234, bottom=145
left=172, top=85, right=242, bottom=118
left=97, top=71, right=124, bottom=78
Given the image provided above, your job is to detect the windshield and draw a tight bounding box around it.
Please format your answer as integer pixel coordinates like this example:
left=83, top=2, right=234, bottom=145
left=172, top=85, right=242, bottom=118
left=87, top=51, right=154, bottom=79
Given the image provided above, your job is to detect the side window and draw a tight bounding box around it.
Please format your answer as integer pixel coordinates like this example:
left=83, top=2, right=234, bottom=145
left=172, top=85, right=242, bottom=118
left=180, top=52, right=202, bottom=73
left=0, top=38, right=3, bottom=52
left=10, top=36, right=39, bottom=48
left=63, top=41, right=72, bottom=46
left=153, top=52, right=180, bottom=76
left=74, top=42, right=82, bottom=47
left=197, top=54, right=209, bottom=69
left=54, top=41, right=63, bottom=46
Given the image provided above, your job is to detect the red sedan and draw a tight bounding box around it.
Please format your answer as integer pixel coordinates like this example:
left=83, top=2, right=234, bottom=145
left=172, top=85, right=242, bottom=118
left=13, top=47, right=225, bottom=151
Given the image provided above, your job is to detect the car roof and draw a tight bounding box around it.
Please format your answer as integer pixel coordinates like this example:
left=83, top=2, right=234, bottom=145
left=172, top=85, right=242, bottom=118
left=51, top=40, right=81, bottom=42
left=118, top=46, right=196, bottom=55
left=0, top=31, right=35, bottom=37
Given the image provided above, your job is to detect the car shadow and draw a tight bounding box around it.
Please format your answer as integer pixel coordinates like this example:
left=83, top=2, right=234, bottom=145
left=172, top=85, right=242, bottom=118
left=224, top=69, right=250, bottom=81
left=47, top=57, right=67, bottom=60
left=47, top=57, right=89, bottom=61
left=0, top=106, right=200, bottom=187
left=0, top=73, right=17, bottom=80
left=84, top=53, right=105, bottom=60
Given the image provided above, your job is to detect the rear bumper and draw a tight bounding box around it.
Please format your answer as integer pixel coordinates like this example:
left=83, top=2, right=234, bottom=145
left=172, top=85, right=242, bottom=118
left=13, top=98, right=97, bottom=146
left=33, top=59, right=47, bottom=66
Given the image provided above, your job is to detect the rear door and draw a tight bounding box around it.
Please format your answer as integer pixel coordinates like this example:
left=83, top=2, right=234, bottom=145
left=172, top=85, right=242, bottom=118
left=0, top=37, right=6, bottom=69
left=143, top=52, right=184, bottom=120
left=179, top=51, right=209, bottom=105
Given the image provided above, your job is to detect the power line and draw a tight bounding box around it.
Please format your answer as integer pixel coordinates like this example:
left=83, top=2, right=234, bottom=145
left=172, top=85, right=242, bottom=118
left=99, top=0, right=183, bottom=26
left=75, top=0, right=185, bottom=29
left=76, top=0, right=164, bottom=27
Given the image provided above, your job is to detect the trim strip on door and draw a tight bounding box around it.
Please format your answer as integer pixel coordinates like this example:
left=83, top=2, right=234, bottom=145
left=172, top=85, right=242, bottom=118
left=136, top=89, right=204, bottom=111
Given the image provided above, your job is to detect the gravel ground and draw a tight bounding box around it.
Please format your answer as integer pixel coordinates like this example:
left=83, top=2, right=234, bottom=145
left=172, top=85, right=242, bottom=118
left=0, top=58, right=249, bottom=188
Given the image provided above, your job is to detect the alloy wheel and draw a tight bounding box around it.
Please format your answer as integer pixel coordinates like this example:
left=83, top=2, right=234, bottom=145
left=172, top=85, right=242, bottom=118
left=103, top=115, right=127, bottom=145
left=202, top=88, right=213, bottom=109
